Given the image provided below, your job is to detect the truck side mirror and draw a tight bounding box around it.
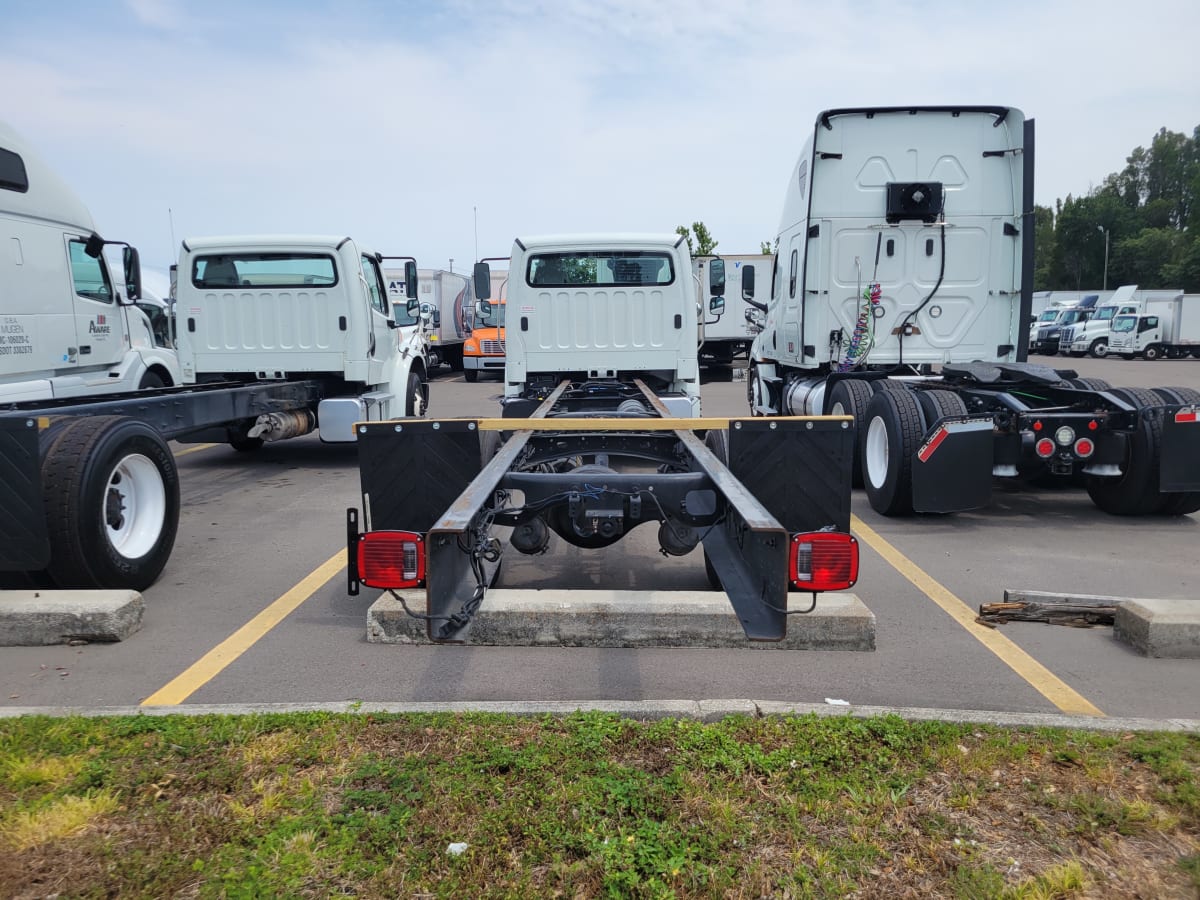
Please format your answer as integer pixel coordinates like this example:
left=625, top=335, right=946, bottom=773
left=473, top=262, right=491, bottom=301
left=407, top=298, right=420, bottom=318
left=709, top=296, right=725, bottom=315
left=477, top=299, right=494, bottom=318
left=123, top=246, right=142, bottom=303
left=404, top=261, right=418, bottom=299
left=741, top=264, right=755, bottom=299
left=708, top=258, right=726, bottom=296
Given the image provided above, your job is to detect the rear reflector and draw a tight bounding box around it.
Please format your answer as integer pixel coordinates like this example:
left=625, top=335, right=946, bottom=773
left=1074, top=437, right=1095, bottom=458
left=1176, top=408, right=1198, bottom=424
left=357, top=530, right=425, bottom=589
left=790, top=532, right=859, bottom=592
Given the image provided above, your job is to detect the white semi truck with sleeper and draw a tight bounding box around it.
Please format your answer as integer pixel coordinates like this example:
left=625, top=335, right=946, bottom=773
left=742, top=105, right=1200, bottom=517
left=1, top=121, right=180, bottom=403
left=345, top=234, right=859, bottom=643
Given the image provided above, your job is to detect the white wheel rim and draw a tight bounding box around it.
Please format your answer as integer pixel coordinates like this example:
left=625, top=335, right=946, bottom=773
left=104, top=453, right=166, bottom=559
left=864, top=415, right=890, bottom=489
left=831, top=401, right=847, bottom=416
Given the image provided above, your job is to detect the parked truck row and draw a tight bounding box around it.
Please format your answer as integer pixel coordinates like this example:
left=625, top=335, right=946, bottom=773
left=1, top=120, right=432, bottom=590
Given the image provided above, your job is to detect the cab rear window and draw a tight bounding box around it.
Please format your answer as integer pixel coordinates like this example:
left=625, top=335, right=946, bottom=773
left=192, top=253, right=338, bottom=289
left=527, top=252, right=674, bottom=288
left=0, top=147, right=29, bottom=193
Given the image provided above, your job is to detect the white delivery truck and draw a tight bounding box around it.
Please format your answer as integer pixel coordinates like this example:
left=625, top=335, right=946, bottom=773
left=1058, top=286, right=1182, bottom=358
left=742, top=105, right=1200, bottom=517
left=386, top=267, right=473, bottom=371
left=693, top=254, right=767, bottom=371
left=1109, top=294, right=1200, bottom=359
left=1, top=121, right=180, bottom=403
left=173, top=235, right=431, bottom=447
left=343, top=234, right=859, bottom=642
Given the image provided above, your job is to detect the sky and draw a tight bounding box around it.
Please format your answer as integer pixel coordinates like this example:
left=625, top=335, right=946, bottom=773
left=3, top=0, right=1198, bottom=286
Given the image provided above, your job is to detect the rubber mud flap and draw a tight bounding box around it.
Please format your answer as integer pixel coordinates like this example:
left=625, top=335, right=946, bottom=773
left=911, top=414, right=995, bottom=514
left=1159, top=403, right=1200, bottom=492
left=0, top=417, right=51, bottom=572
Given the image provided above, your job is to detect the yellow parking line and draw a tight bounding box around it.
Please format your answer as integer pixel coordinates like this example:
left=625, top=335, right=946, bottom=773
left=173, top=443, right=217, bottom=457
left=851, top=514, right=1105, bottom=717
left=140, top=549, right=346, bottom=706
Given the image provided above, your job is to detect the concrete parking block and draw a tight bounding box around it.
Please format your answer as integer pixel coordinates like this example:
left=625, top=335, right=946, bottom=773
left=0, top=590, right=144, bottom=646
left=367, top=589, right=874, bottom=649
left=1114, top=598, right=1200, bottom=658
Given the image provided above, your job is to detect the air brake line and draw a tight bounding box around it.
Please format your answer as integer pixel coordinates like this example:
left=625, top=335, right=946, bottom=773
left=897, top=220, right=947, bottom=366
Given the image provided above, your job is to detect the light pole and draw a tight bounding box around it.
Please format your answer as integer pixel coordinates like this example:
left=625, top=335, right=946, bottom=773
left=1097, top=225, right=1109, bottom=292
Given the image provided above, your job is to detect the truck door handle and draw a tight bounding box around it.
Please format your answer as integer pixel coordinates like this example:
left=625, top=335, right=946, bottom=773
left=674, top=314, right=682, bottom=329
left=187, top=318, right=196, bottom=332
left=79, top=345, right=91, bottom=355
left=521, top=316, right=528, bottom=331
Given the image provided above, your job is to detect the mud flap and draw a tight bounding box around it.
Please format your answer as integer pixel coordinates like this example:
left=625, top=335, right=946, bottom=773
left=0, top=417, right=50, bottom=571
left=911, top=416, right=995, bottom=513
left=1160, top=405, right=1200, bottom=492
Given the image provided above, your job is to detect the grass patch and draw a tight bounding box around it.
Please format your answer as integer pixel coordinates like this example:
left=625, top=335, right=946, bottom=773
left=0, top=712, right=1195, bottom=897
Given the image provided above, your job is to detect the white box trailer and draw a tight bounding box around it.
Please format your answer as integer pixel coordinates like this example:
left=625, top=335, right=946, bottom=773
left=1, top=120, right=180, bottom=403
left=693, top=254, right=767, bottom=369
left=386, top=268, right=473, bottom=371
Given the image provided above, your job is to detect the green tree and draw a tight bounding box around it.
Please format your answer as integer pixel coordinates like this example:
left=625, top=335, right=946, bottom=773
left=760, top=241, right=773, bottom=255
left=675, top=222, right=719, bottom=256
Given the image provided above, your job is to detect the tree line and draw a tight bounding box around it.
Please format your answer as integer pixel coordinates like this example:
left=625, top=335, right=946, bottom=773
left=1034, top=124, right=1200, bottom=292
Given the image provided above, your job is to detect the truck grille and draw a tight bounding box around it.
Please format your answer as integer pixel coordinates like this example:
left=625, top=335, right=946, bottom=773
left=481, top=340, right=505, bottom=355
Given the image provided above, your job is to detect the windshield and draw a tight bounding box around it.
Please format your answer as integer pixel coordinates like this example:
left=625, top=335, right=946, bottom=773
left=475, top=302, right=505, bottom=329
left=1094, top=307, right=1117, bottom=322
left=1037, top=310, right=1059, bottom=323
left=1112, top=316, right=1136, bottom=333
left=1060, top=310, right=1090, bottom=324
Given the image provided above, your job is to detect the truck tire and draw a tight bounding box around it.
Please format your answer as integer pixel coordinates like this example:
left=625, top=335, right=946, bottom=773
left=862, top=387, right=923, bottom=516
left=41, top=415, right=180, bottom=590
left=1088, top=339, right=1109, bottom=358
left=464, top=369, right=479, bottom=383
left=1143, top=344, right=1163, bottom=361
left=1067, top=377, right=1112, bottom=391
left=1150, top=387, right=1200, bottom=515
left=1085, top=387, right=1165, bottom=517
left=404, top=371, right=425, bottom=417
left=915, top=389, right=968, bottom=428
left=138, top=370, right=167, bottom=389
left=826, top=379, right=874, bottom=488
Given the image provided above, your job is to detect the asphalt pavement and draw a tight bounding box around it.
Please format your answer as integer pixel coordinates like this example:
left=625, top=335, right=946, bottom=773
left=1, top=357, right=1198, bottom=728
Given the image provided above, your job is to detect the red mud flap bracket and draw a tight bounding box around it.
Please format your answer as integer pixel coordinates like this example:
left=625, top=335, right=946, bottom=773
left=1160, top=404, right=1200, bottom=492
left=911, top=416, right=995, bottom=513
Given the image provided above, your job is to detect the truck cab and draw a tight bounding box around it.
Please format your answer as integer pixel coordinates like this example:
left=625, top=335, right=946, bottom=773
left=477, top=234, right=701, bottom=416
left=1, top=120, right=181, bottom=403
left=1058, top=285, right=1141, bottom=358
left=174, top=235, right=427, bottom=441
left=463, top=271, right=507, bottom=382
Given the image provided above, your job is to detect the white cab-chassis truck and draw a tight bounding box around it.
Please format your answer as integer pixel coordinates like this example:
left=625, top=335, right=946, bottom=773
left=743, top=106, right=1200, bottom=517
left=346, top=234, right=859, bottom=643
left=2, top=225, right=429, bottom=590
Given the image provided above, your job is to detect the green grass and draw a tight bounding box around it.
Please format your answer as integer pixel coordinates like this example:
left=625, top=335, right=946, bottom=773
left=0, top=711, right=1196, bottom=898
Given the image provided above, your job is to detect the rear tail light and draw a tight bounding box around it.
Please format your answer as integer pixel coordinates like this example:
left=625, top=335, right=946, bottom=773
left=1074, top=437, right=1095, bottom=458
left=790, top=532, right=859, bottom=592
left=357, top=531, right=425, bottom=589
left=1035, top=437, right=1056, bottom=458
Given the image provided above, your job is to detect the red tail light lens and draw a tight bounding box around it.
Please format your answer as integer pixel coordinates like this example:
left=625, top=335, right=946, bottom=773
left=1074, top=437, right=1095, bottom=458
left=1035, top=437, right=1055, bottom=458
left=790, top=532, right=859, bottom=592
left=357, top=531, right=425, bottom=589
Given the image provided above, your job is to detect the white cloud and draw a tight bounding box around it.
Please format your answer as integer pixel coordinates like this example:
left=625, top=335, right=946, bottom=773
left=2, top=0, right=1197, bottom=273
